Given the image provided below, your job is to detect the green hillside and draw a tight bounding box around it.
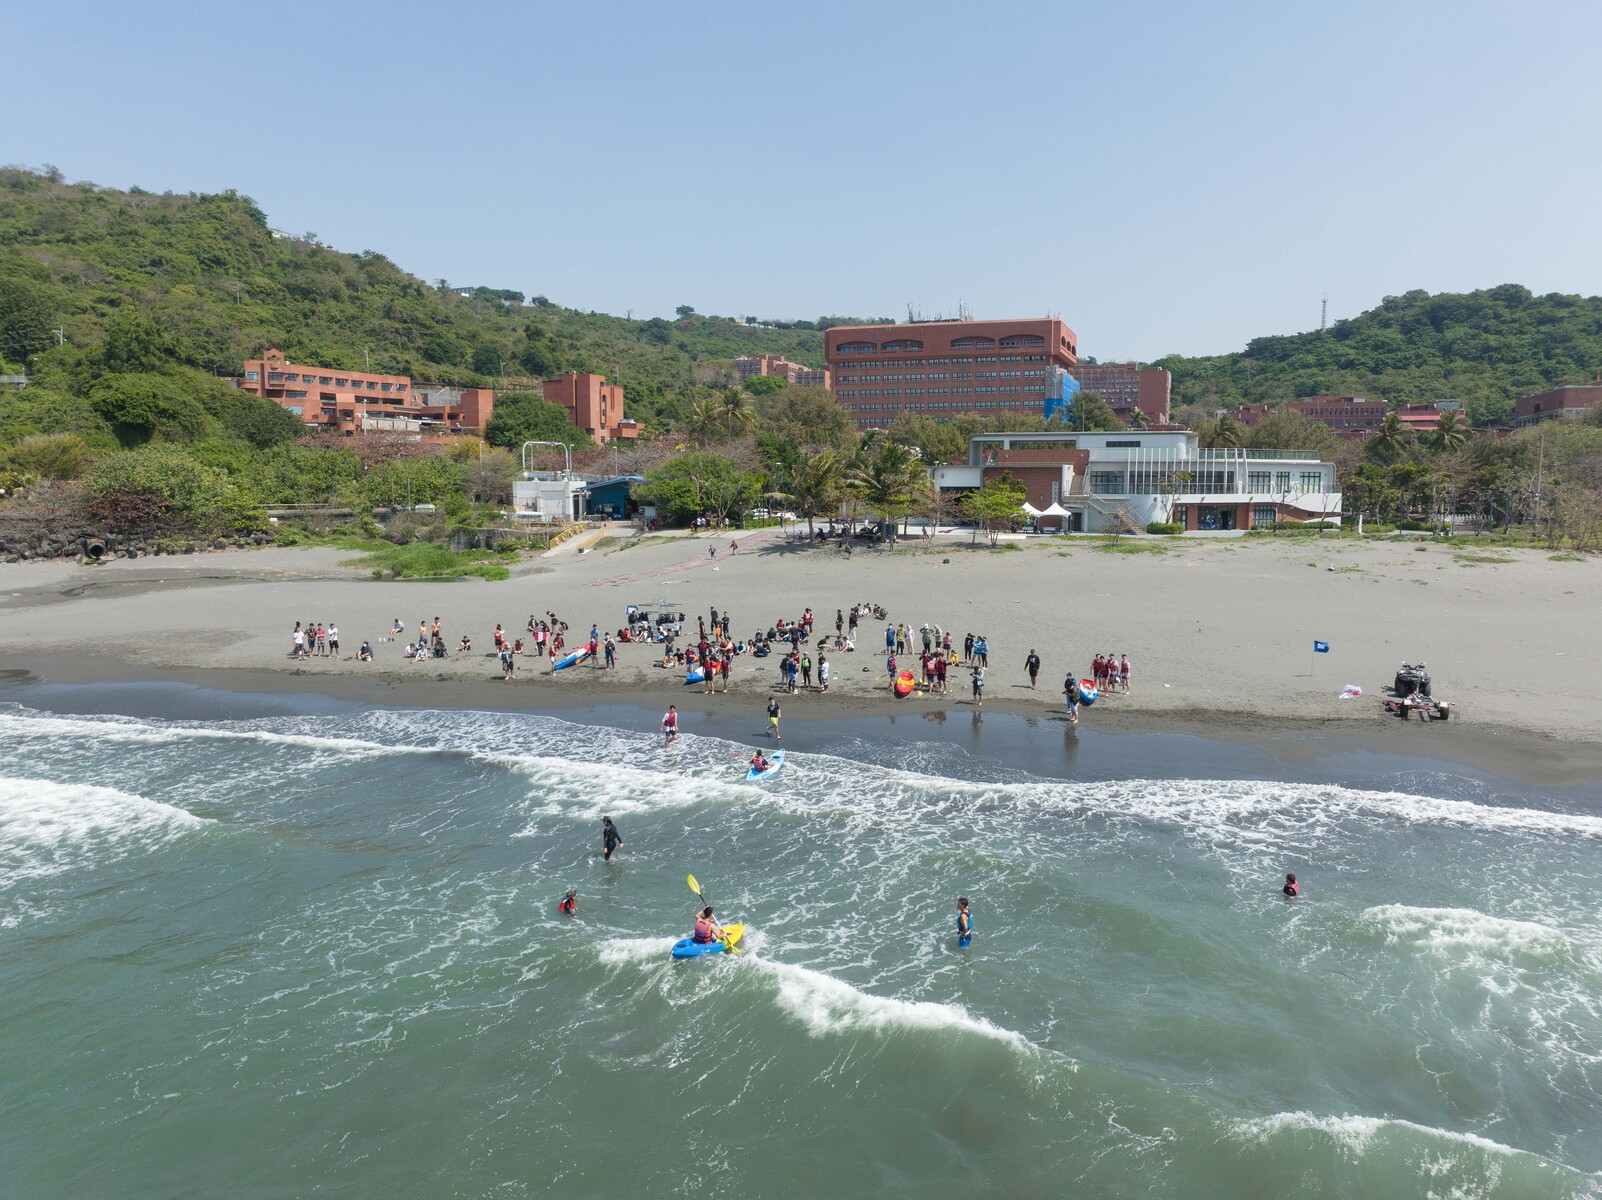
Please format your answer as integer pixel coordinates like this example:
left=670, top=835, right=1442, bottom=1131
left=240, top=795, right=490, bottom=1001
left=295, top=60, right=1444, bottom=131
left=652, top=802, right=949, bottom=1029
left=0, top=167, right=877, bottom=435
left=1155, top=285, right=1602, bottom=427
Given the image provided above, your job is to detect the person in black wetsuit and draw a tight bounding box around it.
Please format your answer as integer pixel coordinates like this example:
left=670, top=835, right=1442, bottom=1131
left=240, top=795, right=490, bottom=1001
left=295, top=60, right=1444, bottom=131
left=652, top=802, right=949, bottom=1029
left=602, top=816, right=623, bottom=862
left=558, top=889, right=578, bottom=915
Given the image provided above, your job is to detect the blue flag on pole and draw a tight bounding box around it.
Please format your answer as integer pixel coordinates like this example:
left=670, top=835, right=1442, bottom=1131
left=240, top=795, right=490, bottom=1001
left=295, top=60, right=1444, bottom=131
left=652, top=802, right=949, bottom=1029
left=1313, top=640, right=1330, bottom=653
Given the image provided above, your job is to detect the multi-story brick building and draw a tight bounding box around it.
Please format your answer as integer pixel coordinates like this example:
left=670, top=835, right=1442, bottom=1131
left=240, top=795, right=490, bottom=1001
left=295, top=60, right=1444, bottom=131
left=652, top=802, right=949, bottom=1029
left=239, top=350, right=491, bottom=435
left=542, top=372, right=639, bottom=444
left=734, top=354, right=831, bottom=390
left=1066, top=362, right=1171, bottom=425
left=1233, top=396, right=1388, bottom=437
left=825, top=317, right=1078, bottom=428
left=1513, top=383, right=1602, bottom=429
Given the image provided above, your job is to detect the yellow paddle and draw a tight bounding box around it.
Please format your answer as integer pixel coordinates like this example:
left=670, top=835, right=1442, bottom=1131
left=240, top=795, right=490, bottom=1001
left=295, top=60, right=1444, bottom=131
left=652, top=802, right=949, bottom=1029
left=686, top=873, right=740, bottom=955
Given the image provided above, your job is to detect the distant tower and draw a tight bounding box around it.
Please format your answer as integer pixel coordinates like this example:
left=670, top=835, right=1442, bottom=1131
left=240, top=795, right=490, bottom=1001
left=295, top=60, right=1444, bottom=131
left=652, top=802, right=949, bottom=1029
left=1321, top=293, right=1329, bottom=331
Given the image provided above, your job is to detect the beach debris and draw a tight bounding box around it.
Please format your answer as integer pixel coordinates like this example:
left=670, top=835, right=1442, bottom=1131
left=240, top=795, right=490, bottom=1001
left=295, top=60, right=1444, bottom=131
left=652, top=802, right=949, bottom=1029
left=1339, top=684, right=1363, bottom=699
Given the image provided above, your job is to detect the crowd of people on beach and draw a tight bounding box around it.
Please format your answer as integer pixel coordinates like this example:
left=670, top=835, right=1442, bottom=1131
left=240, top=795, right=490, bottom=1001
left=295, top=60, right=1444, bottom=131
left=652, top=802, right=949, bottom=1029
left=283, top=600, right=1136, bottom=725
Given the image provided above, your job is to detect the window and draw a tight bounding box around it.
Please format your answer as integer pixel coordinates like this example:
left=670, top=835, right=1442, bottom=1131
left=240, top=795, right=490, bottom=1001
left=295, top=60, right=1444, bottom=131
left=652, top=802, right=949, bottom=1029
left=282, top=373, right=299, bottom=382
left=366, top=381, right=378, bottom=390
left=267, top=372, right=285, bottom=383
left=1248, top=471, right=1272, bottom=491
left=1000, top=334, right=1045, bottom=347
left=335, top=378, right=349, bottom=387
left=381, top=383, right=393, bottom=392
left=1275, top=471, right=1291, bottom=492
left=285, top=405, right=303, bottom=415
left=396, top=384, right=407, bottom=393
left=951, top=337, right=995, bottom=349
left=1106, top=440, right=1141, bottom=448
left=1089, top=471, right=1125, bottom=494
left=285, top=389, right=308, bottom=399
left=319, top=376, right=332, bottom=385
left=1174, top=505, right=1188, bottom=527
left=1253, top=505, right=1278, bottom=527
left=245, top=370, right=259, bottom=382
left=836, top=342, right=878, bottom=355
left=881, top=339, right=923, bottom=352
left=1300, top=472, right=1322, bottom=492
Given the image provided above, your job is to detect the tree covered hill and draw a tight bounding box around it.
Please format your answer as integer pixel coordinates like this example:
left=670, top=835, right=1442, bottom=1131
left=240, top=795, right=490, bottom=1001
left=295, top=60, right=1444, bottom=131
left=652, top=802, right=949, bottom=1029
left=1154, top=285, right=1602, bottom=427
left=0, top=167, right=873, bottom=432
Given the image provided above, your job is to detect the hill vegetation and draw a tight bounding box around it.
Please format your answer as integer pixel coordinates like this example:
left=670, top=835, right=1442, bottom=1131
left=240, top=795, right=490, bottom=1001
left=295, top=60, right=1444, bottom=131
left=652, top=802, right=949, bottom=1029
left=1157, top=285, right=1602, bottom=428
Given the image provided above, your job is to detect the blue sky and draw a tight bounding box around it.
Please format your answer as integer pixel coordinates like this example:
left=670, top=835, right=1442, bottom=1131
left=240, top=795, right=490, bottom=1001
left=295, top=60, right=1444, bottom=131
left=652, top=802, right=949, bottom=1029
left=9, top=0, right=1601, bottom=359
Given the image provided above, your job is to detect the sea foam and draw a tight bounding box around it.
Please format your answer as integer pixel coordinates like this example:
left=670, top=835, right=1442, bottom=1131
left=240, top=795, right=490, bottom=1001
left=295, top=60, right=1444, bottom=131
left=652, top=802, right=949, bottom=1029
left=1360, top=905, right=1573, bottom=961
left=0, top=775, right=209, bottom=883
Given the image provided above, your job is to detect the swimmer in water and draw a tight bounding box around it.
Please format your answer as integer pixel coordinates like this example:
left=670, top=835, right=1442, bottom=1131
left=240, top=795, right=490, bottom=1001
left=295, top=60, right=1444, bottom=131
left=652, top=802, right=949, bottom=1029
left=1283, top=873, right=1299, bottom=898
left=558, top=888, right=577, bottom=916
left=956, top=896, right=973, bottom=948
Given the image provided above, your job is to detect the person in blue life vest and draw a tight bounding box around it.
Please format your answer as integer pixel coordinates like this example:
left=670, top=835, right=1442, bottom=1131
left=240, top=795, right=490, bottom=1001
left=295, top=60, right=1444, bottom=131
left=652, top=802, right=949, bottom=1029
left=956, top=896, right=973, bottom=948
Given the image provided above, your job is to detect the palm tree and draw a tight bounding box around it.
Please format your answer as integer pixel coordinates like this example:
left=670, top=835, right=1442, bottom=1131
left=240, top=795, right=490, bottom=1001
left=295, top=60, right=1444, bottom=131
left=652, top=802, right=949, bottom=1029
left=1368, top=413, right=1408, bottom=463
left=846, top=442, right=928, bottom=546
left=687, top=395, right=724, bottom=443
left=777, top=451, right=845, bottom=536
left=719, top=388, right=753, bottom=440
left=1212, top=415, right=1243, bottom=448
left=1429, top=410, right=1469, bottom=453
left=1128, top=407, right=1150, bottom=430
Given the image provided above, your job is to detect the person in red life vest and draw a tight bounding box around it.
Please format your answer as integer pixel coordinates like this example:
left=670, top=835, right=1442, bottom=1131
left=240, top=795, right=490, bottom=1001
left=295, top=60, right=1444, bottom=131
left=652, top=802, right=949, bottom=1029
left=558, top=888, right=578, bottom=916
left=693, top=905, right=725, bottom=944
left=1282, top=873, right=1299, bottom=898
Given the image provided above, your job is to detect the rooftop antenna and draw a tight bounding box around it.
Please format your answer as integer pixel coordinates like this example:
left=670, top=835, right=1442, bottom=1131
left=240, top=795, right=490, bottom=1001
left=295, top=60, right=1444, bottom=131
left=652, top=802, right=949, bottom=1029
left=1320, top=293, right=1328, bottom=332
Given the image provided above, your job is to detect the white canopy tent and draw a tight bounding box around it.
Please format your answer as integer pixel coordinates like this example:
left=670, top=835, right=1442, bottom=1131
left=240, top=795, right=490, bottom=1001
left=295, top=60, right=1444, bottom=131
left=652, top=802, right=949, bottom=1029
left=1019, top=501, right=1043, bottom=517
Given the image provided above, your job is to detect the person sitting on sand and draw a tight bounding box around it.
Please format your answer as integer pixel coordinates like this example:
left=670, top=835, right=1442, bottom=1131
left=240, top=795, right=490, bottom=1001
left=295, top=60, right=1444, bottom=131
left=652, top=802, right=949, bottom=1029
left=459, top=635, right=473, bottom=653
left=357, top=640, right=374, bottom=662
left=392, top=618, right=405, bottom=635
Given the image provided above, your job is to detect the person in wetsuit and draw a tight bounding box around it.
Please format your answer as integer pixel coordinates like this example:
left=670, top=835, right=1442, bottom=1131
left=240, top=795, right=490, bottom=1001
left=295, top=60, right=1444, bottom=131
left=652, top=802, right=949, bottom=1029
left=602, top=817, right=623, bottom=862
left=558, top=889, right=578, bottom=916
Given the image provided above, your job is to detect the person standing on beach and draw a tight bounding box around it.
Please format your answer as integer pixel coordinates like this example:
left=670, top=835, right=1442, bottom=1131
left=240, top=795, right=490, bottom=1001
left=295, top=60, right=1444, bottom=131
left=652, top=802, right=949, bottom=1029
left=836, top=609, right=844, bottom=637
left=1024, top=649, right=1040, bottom=689
left=602, top=817, right=623, bottom=862
left=971, top=663, right=985, bottom=705
left=719, top=651, right=731, bottom=694
left=704, top=653, right=717, bottom=695
left=936, top=653, right=948, bottom=694
left=975, top=636, right=989, bottom=668
left=848, top=610, right=858, bottom=640
left=662, top=704, right=679, bottom=748
left=604, top=635, right=616, bottom=668
left=767, top=697, right=782, bottom=740
left=818, top=654, right=830, bottom=693
left=1064, top=674, right=1080, bottom=724
left=328, top=624, right=340, bottom=659
left=1119, top=654, right=1131, bottom=694
left=963, top=633, right=975, bottom=663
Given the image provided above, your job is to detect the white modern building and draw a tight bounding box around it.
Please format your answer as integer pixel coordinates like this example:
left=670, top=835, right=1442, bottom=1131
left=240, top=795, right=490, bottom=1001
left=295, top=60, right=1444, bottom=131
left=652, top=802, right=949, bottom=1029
left=929, top=430, right=1342, bottom=532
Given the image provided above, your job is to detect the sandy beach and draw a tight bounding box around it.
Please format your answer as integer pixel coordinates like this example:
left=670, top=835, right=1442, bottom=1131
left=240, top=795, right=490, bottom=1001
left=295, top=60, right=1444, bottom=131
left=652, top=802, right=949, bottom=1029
left=3, top=528, right=1598, bottom=782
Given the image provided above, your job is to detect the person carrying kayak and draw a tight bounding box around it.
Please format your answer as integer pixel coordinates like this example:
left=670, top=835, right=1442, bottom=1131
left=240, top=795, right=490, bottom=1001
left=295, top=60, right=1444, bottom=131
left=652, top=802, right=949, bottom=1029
left=558, top=888, right=578, bottom=916
left=956, top=897, right=973, bottom=948
left=1064, top=674, right=1081, bottom=725
left=693, top=905, right=725, bottom=944
left=602, top=816, right=624, bottom=862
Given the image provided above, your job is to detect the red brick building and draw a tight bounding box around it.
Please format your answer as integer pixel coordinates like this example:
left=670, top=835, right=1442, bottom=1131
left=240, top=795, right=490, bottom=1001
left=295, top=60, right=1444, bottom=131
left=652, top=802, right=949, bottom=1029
left=734, top=354, right=831, bottom=390
left=542, top=372, right=639, bottom=444
left=239, top=350, right=490, bottom=435
left=1234, top=396, right=1387, bottom=437
left=1513, top=383, right=1602, bottom=429
left=826, top=317, right=1078, bottom=428
left=1066, top=362, right=1171, bottom=425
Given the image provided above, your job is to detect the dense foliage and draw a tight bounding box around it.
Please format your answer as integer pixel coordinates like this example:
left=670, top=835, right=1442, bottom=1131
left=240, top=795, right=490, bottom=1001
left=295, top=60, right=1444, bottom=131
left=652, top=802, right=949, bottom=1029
left=1158, top=285, right=1602, bottom=428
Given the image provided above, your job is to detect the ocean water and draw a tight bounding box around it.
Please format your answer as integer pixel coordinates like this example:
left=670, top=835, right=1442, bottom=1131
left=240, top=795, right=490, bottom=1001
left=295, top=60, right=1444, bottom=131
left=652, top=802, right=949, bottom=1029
left=1, top=687, right=1600, bottom=1199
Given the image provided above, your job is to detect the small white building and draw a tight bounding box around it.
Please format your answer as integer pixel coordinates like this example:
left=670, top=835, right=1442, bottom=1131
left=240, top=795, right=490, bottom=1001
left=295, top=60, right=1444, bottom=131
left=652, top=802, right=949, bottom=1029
left=930, top=430, right=1342, bottom=532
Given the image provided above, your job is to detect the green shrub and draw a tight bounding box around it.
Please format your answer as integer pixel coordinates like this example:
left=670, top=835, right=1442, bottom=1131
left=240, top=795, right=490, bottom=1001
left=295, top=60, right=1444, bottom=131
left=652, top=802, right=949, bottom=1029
left=83, top=444, right=261, bottom=535
left=1145, top=522, right=1183, bottom=535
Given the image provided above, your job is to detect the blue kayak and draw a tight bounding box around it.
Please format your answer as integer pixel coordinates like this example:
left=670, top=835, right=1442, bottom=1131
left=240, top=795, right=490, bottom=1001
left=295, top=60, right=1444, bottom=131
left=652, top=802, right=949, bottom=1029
left=670, top=923, right=745, bottom=959
left=552, top=651, right=582, bottom=670
left=685, top=667, right=705, bottom=684
left=745, top=748, right=785, bottom=782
